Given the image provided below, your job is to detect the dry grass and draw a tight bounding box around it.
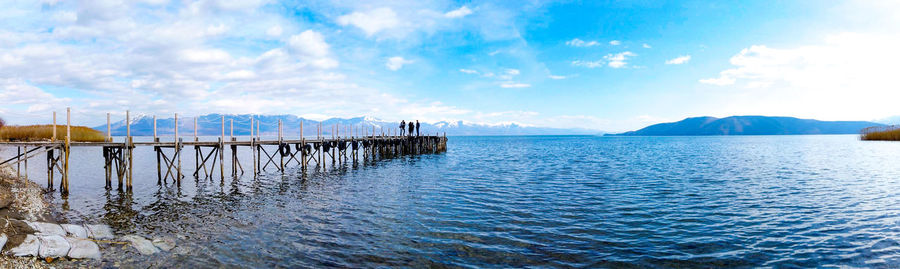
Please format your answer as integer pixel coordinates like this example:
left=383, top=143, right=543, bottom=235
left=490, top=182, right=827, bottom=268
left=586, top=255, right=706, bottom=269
left=861, top=126, right=900, bottom=141
left=0, top=125, right=106, bottom=142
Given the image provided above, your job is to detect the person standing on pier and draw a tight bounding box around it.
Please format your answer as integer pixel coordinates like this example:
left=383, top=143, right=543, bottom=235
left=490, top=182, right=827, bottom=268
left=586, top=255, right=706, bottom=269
left=416, top=120, right=420, bottom=136
left=408, top=121, right=414, bottom=137
left=400, top=120, right=406, bottom=136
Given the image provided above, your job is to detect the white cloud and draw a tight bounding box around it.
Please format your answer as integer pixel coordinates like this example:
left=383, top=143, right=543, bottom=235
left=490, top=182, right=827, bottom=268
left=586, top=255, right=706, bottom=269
left=336, top=7, right=400, bottom=37
left=699, top=32, right=900, bottom=120
left=572, top=60, right=604, bottom=68
left=206, top=24, right=228, bottom=36
left=266, top=25, right=283, bottom=37
left=286, top=30, right=337, bottom=69
left=500, top=82, right=530, bottom=88
left=643, top=43, right=651, bottom=48
left=385, top=56, right=413, bottom=71
left=444, top=6, right=472, bottom=18
left=698, top=77, right=735, bottom=86
left=288, top=30, right=330, bottom=58
left=459, top=69, right=478, bottom=74
left=665, top=55, right=691, bottom=65
left=179, top=48, right=231, bottom=63
left=604, top=51, right=636, bottom=68
left=505, top=69, right=520, bottom=75
left=548, top=75, right=567, bottom=80
left=566, top=38, right=599, bottom=47
left=609, top=40, right=621, bottom=46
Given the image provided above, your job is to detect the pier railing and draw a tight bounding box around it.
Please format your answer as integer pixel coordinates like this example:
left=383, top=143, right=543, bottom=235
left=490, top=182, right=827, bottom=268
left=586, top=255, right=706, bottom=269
left=0, top=108, right=448, bottom=195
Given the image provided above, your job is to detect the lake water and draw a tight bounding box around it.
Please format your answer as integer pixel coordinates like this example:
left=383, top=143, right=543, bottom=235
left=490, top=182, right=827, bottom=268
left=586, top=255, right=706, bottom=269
left=10, top=135, right=900, bottom=267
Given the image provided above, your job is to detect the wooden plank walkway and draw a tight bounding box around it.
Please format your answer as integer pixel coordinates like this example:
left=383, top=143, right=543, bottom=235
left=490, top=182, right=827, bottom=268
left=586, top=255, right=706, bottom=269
left=0, top=108, right=448, bottom=195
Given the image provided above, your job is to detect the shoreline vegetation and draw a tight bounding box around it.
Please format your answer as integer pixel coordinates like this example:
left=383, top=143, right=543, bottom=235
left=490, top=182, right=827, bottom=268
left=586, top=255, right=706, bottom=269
left=0, top=125, right=106, bottom=142
left=861, top=126, right=900, bottom=141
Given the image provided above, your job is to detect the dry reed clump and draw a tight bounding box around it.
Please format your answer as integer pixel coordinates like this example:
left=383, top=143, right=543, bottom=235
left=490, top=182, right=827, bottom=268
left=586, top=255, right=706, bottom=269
left=861, top=125, right=900, bottom=141
left=0, top=125, right=106, bottom=142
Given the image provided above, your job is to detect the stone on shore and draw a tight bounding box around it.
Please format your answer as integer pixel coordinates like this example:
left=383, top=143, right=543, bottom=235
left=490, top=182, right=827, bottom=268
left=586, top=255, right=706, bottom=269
left=123, top=235, right=159, bottom=255
left=85, top=224, right=114, bottom=240
left=10, top=234, right=39, bottom=257
left=65, top=237, right=101, bottom=259
left=152, top=237, right=176, bottom=251
left=27, top=222, right=66, bottom=236
left=37, top=235, right=70, bottom=258
left=0, top=233, right=7, bottom=250
left=61, top=224, right=88, bottom=238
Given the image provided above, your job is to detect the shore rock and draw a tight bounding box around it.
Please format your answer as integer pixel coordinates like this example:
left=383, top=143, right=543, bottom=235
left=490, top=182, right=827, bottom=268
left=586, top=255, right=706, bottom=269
left=27, top=222, right=66, bottom=236
left=152, top=237, right=176, bottom=251
left=37, top=235, right=70, bottom=258
left=0, top=233, right=7, bottom=250
left=65, top=237, right=101, bottom=259
left=61, top=224, right=88, bottom=238
left=123, top=235, right=159, bottom=255
left=85, top=224, right=114, bottom=240
left=9, top=234, right=39, bottom=257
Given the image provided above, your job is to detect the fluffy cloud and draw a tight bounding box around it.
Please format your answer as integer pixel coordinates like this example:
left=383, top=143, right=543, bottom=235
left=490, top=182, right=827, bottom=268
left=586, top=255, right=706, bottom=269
left=336, top=7, right=400, bottom=37
left=566, top=38, right=599, bottom=47
left=385, top=56, right=413, bottom=71
left=571, top=60, right=604, bottom=68
left=699, top=32, right=900, bottom=120
left=444, top=6, right=472, bottom=18
left=266, top=25, right=283, bottom=37
left=604, top=51, right=636, bottom=68
left=609, top=40, right=621, bottom=46
left=571, top=52, right=636, bottom=68
left=500, top=82, right=530, bottom=88
left=665, top=55, right=691, bottom=65
left=459, top=69, right=478, bottom=74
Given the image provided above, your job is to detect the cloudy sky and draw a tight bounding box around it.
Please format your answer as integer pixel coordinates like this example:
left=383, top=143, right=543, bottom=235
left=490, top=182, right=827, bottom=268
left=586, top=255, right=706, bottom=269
left=1, top=0, right=898, bottom=132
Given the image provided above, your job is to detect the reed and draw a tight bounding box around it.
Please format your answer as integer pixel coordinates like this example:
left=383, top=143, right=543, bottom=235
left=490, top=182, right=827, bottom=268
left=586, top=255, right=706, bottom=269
left=861, top=125, right=900, bottom=141
left=0, top=125, right=106, bottom=142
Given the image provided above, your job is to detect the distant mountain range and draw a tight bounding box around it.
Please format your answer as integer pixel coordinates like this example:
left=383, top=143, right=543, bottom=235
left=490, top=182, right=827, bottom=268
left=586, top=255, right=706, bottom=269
left=94, top=114, right=601, bottom=136
left=612, top=116, right=883, bottom=136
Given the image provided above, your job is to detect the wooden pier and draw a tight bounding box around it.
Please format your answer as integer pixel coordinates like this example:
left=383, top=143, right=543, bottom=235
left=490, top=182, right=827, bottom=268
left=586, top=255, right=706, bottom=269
left=0, top=109, right=448, bottom=194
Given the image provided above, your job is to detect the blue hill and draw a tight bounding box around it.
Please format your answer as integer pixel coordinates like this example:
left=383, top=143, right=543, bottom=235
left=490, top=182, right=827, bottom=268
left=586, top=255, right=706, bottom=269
left=613, top=116, right=883, bottom=136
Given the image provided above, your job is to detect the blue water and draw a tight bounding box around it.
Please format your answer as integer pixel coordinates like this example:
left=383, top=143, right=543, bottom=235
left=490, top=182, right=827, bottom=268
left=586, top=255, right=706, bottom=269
left=23, top=135, right=900, bottom=267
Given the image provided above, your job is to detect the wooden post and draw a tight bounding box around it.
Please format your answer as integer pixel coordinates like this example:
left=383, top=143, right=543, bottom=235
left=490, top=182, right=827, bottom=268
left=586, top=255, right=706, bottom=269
left=63, top=107, right=70, bottom=194
left=175, top=113, right=181, bottom=182
left=278, top=119, right=284, bottom=172
left=251, top=116, right=256, bottom=175
left=52, top=112, right=57, bottom=141
left=126, top=110, right=133, bottom=190
left=153, top=115, right=158, bottom=142
left=220, top=115, right=225, bottom=180
left=303, top=121, right=307, bottom=166
left=230, top=119, right=234, bottom=140
left=316, top=121, right=325, bottom=169
left=23, top=146, right=27, bottom=181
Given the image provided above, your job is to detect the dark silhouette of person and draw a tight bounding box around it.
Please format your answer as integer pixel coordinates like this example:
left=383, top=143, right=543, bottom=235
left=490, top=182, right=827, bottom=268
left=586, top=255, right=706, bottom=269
left=408, top=121, right=414, bottom=137
left=416, top=120, right=420, bottom=136
left=400, top=120, right=406, bottom=136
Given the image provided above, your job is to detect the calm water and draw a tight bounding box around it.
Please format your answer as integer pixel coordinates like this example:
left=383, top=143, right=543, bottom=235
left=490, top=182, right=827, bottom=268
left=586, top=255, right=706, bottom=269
left=12, top=135, right=900, bottom=267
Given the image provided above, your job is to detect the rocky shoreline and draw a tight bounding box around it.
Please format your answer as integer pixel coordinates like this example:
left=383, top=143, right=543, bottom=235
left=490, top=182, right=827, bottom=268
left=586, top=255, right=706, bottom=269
left=0, top=167, right=179, bottom=267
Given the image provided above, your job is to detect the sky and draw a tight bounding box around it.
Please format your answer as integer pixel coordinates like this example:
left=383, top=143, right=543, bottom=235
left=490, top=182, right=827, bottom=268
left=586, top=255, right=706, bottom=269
left=1, top=0, right=899, bottom=132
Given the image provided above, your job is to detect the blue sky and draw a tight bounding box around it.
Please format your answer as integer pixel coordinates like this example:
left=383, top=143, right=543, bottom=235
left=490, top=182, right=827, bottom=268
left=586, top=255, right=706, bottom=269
left=1, top=0, right=898, bottom=132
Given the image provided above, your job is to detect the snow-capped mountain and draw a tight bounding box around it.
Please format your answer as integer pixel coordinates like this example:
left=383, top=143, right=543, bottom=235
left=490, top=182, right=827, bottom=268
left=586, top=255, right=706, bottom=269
left=95, top=114, right=603, bottom=136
